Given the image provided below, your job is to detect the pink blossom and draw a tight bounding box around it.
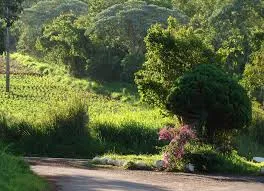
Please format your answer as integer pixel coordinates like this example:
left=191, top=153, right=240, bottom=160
left=158, top=127, right=175, bottom=141
left=159, top=124, right=197, bottom=169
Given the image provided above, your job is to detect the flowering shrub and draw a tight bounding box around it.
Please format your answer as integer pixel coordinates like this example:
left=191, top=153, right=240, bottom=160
left=159, top=125, right=196, bottom=169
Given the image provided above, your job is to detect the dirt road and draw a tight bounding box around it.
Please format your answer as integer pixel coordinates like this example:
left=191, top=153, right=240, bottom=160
left=29, top=159, right=264, bottom=191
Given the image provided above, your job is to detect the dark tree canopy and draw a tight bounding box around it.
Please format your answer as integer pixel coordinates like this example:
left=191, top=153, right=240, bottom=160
left=0, top=0, right=23, bottom=24
left=166, top=64, right=252, bottom=142
left=0, top=0, right=23, bottom=54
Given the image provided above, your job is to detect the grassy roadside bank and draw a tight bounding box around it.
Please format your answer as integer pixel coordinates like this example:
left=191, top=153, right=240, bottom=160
left=0, top=150, right=49, bottom=191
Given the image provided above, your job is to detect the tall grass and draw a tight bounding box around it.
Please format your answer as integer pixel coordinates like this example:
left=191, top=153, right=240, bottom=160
left=0, top=146, right=49, bottom=191
left=89, top=95, right=175, bottom=154
left=0, top=98, right=100, bottom=158
left=236, top=102, right=264, bottom=158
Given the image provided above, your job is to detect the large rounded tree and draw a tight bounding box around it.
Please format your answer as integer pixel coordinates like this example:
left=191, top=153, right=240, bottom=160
left=166, top=64, right=252, bottom=143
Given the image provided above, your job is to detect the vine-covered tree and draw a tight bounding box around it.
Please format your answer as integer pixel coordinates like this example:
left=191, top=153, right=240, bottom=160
left=135, top=17, right=216, bottom=108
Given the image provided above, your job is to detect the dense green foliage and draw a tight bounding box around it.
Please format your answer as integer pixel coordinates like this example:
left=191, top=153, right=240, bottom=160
left=0, top=149, right=49, bottom=191
left=18, top=0, right=88, bottom=53
left=6, top=0, right=263, bottom=84
left=36, top=13, right=90, bottom=76
left=208, top=0, right=264, bottom=75
left=167, top=64, right=252, bottom=143
left=242, top=47, right=264, bottom=103
left=0, top=0, right=23, bottom=23
left=0, top=0, right=23, bottom=54
left=136, top=18, right=215, bottom=108
left=89, top=1, right=188, bottom=81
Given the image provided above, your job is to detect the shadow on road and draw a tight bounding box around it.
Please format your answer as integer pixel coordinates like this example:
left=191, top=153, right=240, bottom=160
left=45, top=175, right=170, bottom=191
left=175, top=173, right=264, bottom=184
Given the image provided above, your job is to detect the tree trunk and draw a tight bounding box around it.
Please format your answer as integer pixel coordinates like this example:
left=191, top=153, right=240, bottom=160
left=5, top=6, right=10, bottom=93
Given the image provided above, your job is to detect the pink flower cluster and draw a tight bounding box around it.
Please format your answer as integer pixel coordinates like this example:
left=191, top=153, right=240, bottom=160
left=159, top=125, right=196, bottom=168
left=158, top=127, right=175, bottom=141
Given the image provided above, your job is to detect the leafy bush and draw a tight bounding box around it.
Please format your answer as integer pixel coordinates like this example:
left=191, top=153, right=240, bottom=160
left=242, top=48, right=264, bottom=104
left=167, top=64, right=252, bottom=143
left=136, top=17, right=216, bottom=108
left=120, top=53, right=145, bottom=82
left=184, top=144, right=263, bottom=174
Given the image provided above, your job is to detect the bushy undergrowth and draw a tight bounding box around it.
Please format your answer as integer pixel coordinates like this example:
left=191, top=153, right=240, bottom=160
left=235, top=102, right=264, bottom=158
left=0, top=98, right=98, bottom=158
left=102, top=145, right=264, bottom=175
left=184, top=144, right=263, bottom=175
left=0, top=147, right=49, bottom=191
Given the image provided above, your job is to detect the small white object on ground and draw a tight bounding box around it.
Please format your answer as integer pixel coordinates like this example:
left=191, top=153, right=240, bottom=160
left=155, top=160, right=165, bottom=170
left=106, top=159, right=115, bottom=165
left=100, top=158, right=109, bottom=165
left=112, top=160, right=124, bottom=167
left=92, top=157, right=101, bottom=163
left=136, top=162, right=147, bottom=169
left=253, top=157, right=264, bottom=163
left=185, top=163, right=195, bottom=173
